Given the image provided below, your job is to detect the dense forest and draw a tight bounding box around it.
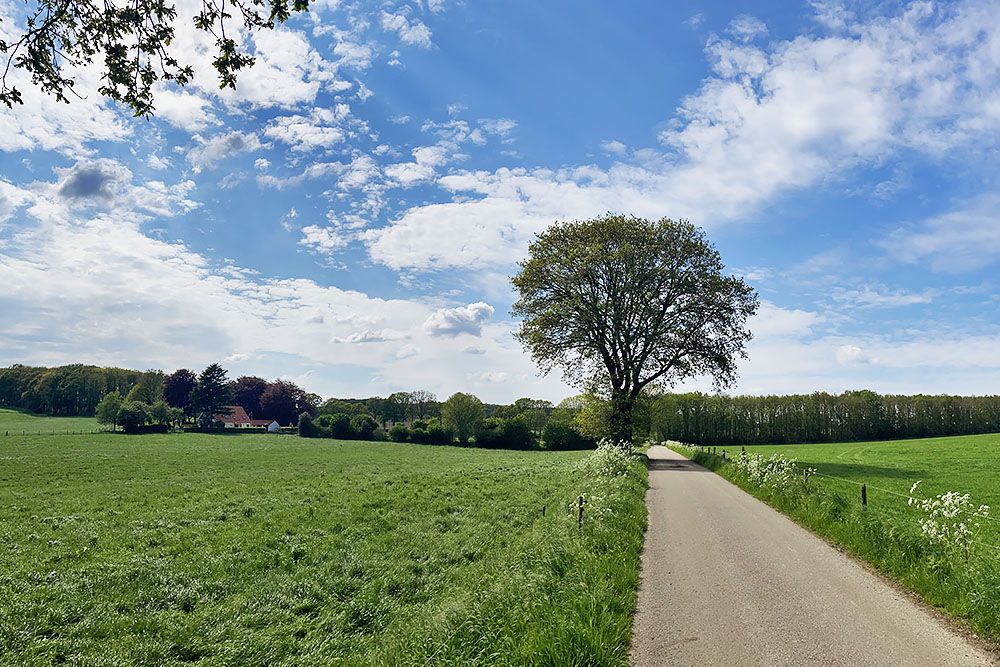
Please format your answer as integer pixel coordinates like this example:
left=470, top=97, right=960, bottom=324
left=0, top=364, right=164, bottom=416
left=650, top=390, right=1000, bottom=445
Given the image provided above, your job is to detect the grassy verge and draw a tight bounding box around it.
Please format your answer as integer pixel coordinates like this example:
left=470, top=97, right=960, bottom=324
left=667, top=441, right=1000, bottom=646
left=0, top=434, right=647, bottom=666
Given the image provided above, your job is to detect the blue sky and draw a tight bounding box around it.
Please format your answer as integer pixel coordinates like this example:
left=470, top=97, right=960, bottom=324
left=1, top=0, right=999, bottom=403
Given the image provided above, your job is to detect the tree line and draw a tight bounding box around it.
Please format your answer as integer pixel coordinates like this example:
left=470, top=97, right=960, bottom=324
left=648, top=390, right=1000, bottom=446
left=0, top=364, right=165, bottom=416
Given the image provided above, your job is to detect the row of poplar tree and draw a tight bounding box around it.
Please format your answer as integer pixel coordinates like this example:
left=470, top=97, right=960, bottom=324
left=648, top=390, right=1000, bottom=445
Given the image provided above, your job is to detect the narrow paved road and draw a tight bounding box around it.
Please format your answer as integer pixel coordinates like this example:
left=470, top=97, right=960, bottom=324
left=630, top=446, right=998, bottom=667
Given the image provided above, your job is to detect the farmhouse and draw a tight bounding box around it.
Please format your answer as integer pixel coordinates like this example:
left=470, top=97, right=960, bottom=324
left=214, top=406, right=280, bottom=432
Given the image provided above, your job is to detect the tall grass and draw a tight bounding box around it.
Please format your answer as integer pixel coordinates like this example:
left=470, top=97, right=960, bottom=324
left=0, top=434, right=647, bottom=666
left=670, top=443, right=1000, bottom=645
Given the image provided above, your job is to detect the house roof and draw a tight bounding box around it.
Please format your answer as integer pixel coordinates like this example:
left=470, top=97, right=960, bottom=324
left=249, top=419, right=275, bottom=426
left=215, top=405, right=251, bottom=423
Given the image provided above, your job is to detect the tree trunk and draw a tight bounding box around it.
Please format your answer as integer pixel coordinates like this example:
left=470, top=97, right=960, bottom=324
left=609, top=391, right=635, bottom=447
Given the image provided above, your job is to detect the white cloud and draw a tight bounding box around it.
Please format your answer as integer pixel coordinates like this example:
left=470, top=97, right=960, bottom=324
left=479, top=118, right=517, bottom=136
left=280, top=207, right=299, bottom=232
left=332, top=328, right=409, bottom=344
left=423, top=302, right=495, bottom=337
left=147, top=154, right=172, bottom=170
left=187, top=131, right=262, bottom=173
left=809, top=1, right=855, bottom=30
left=726, top=15, right=768, bottom=42
left=833, top=285, right=936, bottom=308
left=600, top=140, right=628, bottom=155
left=880, top=195, right=1000, bottom=271
left=264, top=107, right=349, bottom=152
left=380, top=11, right=433, bottom=49
left=835, top=344, right=879, bottom=366
left=299, top=224, right=350, bottom=253
left=152, top=88, right=217, bottom=131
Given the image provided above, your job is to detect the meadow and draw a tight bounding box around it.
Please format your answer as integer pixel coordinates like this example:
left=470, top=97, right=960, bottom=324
left=0, top=408, right=99, bottom=435
left=672, top=433, right=1000, bottom=645
left=0, top=428, right=647, bottom=666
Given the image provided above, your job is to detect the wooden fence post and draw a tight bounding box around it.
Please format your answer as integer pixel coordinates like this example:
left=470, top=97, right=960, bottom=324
left=861, top=484, right=867, bottom=510
left=577, top=496, right=584, bottom=531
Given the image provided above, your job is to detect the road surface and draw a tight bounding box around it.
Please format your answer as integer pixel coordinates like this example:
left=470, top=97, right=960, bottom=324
left=630, top=445, right=998, bottom=666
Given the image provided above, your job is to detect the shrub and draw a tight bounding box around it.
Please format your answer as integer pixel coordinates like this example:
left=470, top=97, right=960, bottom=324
left=408, top=420, right=454, bottom=446
left=117, top=401, right=150, bottom=434
left=542, top=421, right=596, bottom=450
left=316, top=413, right=353, bottom=439
left=475, top=417, right=536, bottom=450
left=298, top=412, right=317, bottom=438
left=388, top=424, right=409, bottom=442
left=350, top=414, right=378, bottom=440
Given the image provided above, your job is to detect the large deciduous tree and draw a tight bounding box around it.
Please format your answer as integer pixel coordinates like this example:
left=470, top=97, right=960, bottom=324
left=441, top=392, right=484, bottom=444
left=163, top=369, right=197, bottom=416
left=0, top=0, right=311, bottom=116
left=512, top=215, right=758, bottom=446
left=259, top=379, right=315, bottom=426
left=231, top=375, right=268, bottom=418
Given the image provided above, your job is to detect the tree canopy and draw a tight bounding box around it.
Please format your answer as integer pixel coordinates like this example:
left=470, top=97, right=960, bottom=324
left=441, top=392, right=484, bottom=443
left=512, top=215, right=758, bottom=444
left=0, top=0, right=311, bottom=115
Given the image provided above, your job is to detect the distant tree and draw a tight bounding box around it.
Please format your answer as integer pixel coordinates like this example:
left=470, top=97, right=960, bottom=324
left=124, top=370, right=164, bottom=404
left=95, top=391, right=123, bottom=430
left=231, top=376, right=268, bottom=418
left=163, top=369, right=197, bottom=416
left=442, top=392, right=484, bottom=443
left=150, top=400, right=172, bottom=426
left=318, top=398, right=367, bottom=417
left=513, top=215, right=758, bottom=445
left=117, top=401, right=150, bottom=434
left=388, top=424, right=409, bottom=442
left=316, top=413, right=353, bottom=439
left=191, top=364, right=233, bottom=424
left=410, top=390, right=438, bottom=419
left=298, top=412, right=317, bottom=438
left=350, top=414, right=378, bottom=440
left=385, top=391, right=414, bottom=423
left=259, top=380, right=315, bottom=426
left=168, top=406, right=184, bottom=426
left=542, top=421, right=596, bottom=451
left=475, top=417, right=536, bottom=450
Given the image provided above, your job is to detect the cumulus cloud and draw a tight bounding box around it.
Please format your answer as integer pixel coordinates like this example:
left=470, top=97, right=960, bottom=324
left=56, top=160, right=131, bottom=200
left=299, top=224, right=350, bottom=254
left=187, top=131, right=262, bottom=173
left=264, top=105, right=350, bottom=152
left=332, top=328, right=409, bottom=343
left=423, top=302, right=495, bottom=337
left=380, top=11, right=433, bottom=48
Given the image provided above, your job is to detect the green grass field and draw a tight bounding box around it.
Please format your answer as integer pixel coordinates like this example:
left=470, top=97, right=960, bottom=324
left=673, top=433, right=1000, bottom=645
left=743, top=433, right=1000, bottom=540
left=0, top=408, right=99, bottom=435
left=0, top=430, right=646, bottom=666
